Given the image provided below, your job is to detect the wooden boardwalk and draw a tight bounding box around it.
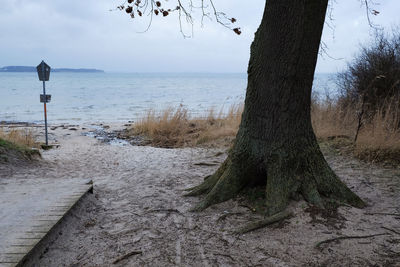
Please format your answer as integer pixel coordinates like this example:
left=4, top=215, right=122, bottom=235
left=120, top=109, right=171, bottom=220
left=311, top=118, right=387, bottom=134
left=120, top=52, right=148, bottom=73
left=0, top=178, right=93, bottom=267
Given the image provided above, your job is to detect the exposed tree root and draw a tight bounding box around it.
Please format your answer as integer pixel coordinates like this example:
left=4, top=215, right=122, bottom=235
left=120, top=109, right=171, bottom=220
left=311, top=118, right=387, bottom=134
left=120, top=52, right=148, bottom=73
left=381, top=226, right=400, bottom=235
left=145, top=208, right=182, bottom=214
left=189, top=155, right=252, bottom=211
left=184, top=158, right=229, bottom=196
left=234, top=210, right=293, bottom=234
left=216, top=212, right=243, bottom=222
left=113, top=250, right=142, bottom=264
left=213, top=253, right=236, bottom=261
left=365, top=212, right=400, bottom=216
left=194, top=162, right=219, bottom=166
left=185, top=139, right=365, bottom=214
left=183, top=173, right=220, bottom=197
left=309, top=151, right=365, bottom=209
left=186, top=155, right=364, bottom=214
left=315, top=233, right=389, bottom=249
left=301, top=182, right=325, bottom=209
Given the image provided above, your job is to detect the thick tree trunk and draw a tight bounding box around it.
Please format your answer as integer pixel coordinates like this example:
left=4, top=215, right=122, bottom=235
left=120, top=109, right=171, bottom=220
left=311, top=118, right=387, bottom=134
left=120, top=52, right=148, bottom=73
left=187, top=0, right=365, bottom=214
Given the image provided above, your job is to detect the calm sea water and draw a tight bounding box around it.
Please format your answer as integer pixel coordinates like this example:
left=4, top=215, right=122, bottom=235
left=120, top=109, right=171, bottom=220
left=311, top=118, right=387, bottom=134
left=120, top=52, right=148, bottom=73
left=0, top=72, right=336, bottom=124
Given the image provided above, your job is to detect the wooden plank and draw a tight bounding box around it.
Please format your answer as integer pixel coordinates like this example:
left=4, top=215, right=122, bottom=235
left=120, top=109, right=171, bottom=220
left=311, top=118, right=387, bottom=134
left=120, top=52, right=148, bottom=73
left=0, top=178, right=93, bottom=267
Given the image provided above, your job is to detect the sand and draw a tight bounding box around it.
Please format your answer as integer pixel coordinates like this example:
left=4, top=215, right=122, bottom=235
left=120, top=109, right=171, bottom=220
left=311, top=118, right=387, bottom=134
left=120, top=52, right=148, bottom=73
left=2, top=124, right=400, bottom=266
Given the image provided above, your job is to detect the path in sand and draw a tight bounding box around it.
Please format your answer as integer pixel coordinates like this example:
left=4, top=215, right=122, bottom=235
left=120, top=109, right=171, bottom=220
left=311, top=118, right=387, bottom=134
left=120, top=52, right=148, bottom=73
left=2, top=125, right=399, bottom=266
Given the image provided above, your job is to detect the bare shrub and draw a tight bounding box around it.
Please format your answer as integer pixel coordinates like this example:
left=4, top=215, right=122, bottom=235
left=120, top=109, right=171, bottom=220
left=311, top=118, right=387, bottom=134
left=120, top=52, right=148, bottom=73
left=337, top=30, right=400, bottom=126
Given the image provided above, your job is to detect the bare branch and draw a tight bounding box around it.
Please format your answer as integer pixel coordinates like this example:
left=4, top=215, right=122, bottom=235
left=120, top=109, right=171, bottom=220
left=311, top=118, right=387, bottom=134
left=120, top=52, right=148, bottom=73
left=319, top=41, right=344, bottom=61
left=116, top=0, right=240, bottom=37
left=361, top=0, right=382, bottom=30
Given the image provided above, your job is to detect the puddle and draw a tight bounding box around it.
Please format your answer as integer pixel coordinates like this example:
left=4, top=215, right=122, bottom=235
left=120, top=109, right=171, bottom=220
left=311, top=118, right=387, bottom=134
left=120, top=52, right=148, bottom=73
left=83, top=125, right=147, bottom=147
left=83, top=125, right=130, bottom=147
left=109, top=138, right=131, bottom=147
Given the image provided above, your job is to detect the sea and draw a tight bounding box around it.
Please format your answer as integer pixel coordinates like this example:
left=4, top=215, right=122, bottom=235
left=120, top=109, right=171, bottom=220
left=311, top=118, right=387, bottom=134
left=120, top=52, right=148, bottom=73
left=0, top=72, right=337, bottom=125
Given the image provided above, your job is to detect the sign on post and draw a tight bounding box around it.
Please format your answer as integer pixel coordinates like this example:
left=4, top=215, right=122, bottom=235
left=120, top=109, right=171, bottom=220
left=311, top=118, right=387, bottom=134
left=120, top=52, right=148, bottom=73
left=40, top=94, right=51, bottom=103
left=36, top=61, right=51, bottom=81
left=36, top=60, right=51, bottom=146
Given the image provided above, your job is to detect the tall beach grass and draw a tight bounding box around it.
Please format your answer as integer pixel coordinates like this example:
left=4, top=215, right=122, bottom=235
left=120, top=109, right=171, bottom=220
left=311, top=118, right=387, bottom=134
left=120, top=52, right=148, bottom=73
left=128, top=104, right=243, bottom=148
left=129, top=100, right=400, bottom=164
left=0, top=128, right=39, bottom=149
left=312, top=95, right=400, bottom=164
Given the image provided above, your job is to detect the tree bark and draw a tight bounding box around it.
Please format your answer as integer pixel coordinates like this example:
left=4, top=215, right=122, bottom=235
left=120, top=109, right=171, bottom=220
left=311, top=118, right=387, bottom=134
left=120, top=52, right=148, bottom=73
left=186, top=0, right=365, bottom=214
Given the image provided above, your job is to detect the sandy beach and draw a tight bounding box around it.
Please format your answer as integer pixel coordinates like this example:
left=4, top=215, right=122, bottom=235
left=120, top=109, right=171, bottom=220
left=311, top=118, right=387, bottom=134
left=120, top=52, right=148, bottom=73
left=3, top=0, right=400, bottom=266
left=1, top=123, right=399, bottom=266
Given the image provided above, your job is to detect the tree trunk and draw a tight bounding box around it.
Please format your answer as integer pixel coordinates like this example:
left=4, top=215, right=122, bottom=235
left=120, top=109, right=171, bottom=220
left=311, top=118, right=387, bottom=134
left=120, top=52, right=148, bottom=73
left=186, top=0, right=365, bottom=214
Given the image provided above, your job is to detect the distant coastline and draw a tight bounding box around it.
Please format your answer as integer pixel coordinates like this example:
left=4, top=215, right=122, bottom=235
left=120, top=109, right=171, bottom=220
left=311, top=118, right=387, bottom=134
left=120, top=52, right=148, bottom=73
left=0, top=66, right=104, bottom=73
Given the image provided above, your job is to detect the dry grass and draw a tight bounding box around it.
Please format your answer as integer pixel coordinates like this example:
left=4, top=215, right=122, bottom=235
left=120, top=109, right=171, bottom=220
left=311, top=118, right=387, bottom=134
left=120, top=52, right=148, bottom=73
left=128, top=104, right=243, bottom=148
left=0, top=128, right=39, bottom=149
left=311, top=97, right=355, bottom=139
left=129, top=98, right=399, bottom=165
left=0, top=128, right=41, bottom=163
left=353, top=102, right=400, bottom=163
left=312, top=96, right=400, bottom=165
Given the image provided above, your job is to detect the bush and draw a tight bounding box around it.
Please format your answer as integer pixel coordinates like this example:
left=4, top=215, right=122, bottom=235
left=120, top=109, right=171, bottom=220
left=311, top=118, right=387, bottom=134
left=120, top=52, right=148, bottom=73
left=337, top=29, right=400, bottom=124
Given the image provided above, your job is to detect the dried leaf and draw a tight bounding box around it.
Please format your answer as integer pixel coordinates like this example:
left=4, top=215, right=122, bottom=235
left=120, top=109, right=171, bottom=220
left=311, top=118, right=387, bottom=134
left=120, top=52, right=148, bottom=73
left=125, top=6, right=133, bottom=14
left=233, top=28, right=241, bottom=35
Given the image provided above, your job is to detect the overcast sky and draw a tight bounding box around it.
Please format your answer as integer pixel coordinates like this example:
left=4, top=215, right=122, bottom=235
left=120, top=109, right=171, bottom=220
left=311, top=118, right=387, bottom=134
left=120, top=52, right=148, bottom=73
left=0, top=0, right=399, bottom=73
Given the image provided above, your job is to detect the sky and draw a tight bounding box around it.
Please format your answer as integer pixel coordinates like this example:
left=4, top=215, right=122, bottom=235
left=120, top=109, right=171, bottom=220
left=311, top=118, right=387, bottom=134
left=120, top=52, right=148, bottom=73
left=0, top=0, right=399, bottom=73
